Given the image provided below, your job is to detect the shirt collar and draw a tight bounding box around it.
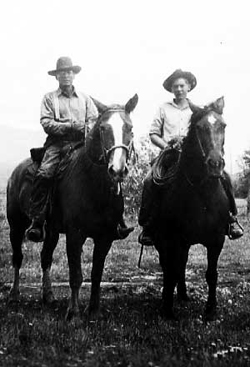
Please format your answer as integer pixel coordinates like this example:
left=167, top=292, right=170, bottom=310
left=168, top=99, right=190, bottom=110
left=57, top=86, right=78, bottom=98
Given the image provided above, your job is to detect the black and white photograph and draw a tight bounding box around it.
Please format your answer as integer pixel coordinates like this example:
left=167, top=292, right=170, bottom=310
left=0, top=0, right=250, bottom=366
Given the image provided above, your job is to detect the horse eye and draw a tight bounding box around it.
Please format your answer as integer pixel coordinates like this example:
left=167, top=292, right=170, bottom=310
left=124, top=124, right=133, bottom=133
left=217, top=123, right=226, bottom=131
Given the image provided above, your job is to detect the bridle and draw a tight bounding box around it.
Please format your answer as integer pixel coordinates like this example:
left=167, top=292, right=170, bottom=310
left=98, top=108, right=134, bottom=164
left=183, top=117, right=225, bottom=187
left=194, top=125, right=206, bottom=160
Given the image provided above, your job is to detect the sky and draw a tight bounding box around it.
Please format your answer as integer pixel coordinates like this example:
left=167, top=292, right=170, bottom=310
left=0, top=0, right=249, bottom=173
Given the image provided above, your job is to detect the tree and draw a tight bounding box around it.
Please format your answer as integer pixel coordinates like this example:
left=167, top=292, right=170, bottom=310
left=233, top=149, right=250, bottom=213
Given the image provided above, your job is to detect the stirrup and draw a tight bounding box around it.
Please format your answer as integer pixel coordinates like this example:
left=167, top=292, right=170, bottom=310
left=25, top=221, right=46, bottom=242
left=138, top=232, right=154, bottom=247
left=116, top=224, right=134, bottom=239
left=228, top=218, right=244, bottom=240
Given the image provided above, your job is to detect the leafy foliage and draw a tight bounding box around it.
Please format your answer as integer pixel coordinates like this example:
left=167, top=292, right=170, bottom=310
left=233, top=150, right=250, bottom=199
left=123, top=135, right=158, bottom=216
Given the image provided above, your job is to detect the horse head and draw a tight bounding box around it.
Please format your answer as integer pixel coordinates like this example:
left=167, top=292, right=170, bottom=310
left=88, top=94, right=138, bottom=182
left=188, top=97, right=226, bottom=178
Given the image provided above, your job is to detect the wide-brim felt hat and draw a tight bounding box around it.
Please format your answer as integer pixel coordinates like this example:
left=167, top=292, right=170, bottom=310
left=163, top=69, right=197, bottom=92
left=48, top=57, right=81, bottom=76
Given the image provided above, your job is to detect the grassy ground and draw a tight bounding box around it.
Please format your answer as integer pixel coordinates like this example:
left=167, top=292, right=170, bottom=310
left=1, top=188, right=250, bottom=366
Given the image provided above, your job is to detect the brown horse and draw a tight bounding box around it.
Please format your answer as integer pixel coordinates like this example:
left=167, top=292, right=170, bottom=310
left=151, top=97, right=230, bottom=321
left=6, top=94, right=138, bottom=320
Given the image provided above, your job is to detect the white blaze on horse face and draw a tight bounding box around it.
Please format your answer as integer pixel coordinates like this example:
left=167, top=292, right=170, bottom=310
left=208, top=114, right=217, bottom=125
left=109, top=113, right=125, bottom=171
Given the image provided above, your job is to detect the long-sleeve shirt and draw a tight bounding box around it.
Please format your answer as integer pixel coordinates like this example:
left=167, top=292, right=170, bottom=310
left=149, top=100, right=192, bottom=145
left=40, top=87, right=98, bottom=147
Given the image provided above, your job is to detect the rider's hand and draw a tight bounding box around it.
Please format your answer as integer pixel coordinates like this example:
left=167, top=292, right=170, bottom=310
left=71, top=120, right=85, bottom=133
left=168, top=136, right=183, bottom=150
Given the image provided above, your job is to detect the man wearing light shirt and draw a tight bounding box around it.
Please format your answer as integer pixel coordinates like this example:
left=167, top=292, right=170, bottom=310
left=149, top=98, right=192, bottom=149
left=138, top=69, right=243, bottom=246
left=26, top=56, right=99, bottom=242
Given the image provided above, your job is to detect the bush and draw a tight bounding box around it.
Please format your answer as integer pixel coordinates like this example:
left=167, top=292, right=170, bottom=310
left=123, top=136, right=158, bottom=217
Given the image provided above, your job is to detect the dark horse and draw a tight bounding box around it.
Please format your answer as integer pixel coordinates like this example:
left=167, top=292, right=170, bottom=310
left=7, top=94, right=138, bottom=320
left=152, top=97, right=229, bottom=321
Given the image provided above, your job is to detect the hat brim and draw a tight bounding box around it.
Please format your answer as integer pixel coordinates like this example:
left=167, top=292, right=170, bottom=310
left=48, top=65, right=81, bottom=76
left=163, top=70, right=197, bottom=92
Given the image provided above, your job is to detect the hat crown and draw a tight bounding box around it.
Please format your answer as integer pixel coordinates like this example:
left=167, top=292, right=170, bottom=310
left=163, top=69, right=197, bottom=92
left=56, top=57, right=73, bottom=70
left=48, top=56, right=81, bottom=76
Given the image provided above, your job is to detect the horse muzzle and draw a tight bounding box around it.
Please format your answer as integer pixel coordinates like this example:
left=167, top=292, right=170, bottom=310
left=206, top=155, right=225, bottom=178
left=108, top=163, right=129, bottom=182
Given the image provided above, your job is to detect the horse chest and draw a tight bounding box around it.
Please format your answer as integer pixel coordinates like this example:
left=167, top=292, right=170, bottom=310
left=160, top=183, right=228, bottom=242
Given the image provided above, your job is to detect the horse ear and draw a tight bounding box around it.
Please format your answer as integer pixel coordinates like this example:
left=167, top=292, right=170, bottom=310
left=212, top=96, right=225, bottom=114
left=91, top=97, right=107, bottom=114
left=205, top=96, right=225, bottom=115
left=125, top=94, right=139, bottom=113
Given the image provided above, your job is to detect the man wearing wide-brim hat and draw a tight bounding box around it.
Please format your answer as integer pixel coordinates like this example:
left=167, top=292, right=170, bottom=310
left=26, top=56, right=99, bottom=242
left=47, top=57, right=82, bottom=76
left=138, top=68, right=243, bottom=246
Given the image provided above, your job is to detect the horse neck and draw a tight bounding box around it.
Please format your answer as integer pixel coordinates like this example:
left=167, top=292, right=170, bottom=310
left=179, top=132, right=207, bottom=185
left=85, top=127, right=104, bottom=164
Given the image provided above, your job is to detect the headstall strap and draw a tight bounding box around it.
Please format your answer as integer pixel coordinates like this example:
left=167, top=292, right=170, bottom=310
left=195, top=127, right=206, bottom=159
left=99, top=107, right=133, bottom=163
left=103, top=107, right=125, bottom=114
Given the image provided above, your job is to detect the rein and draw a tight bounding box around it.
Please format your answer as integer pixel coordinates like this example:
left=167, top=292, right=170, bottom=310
left=153, top=122, right=222, bottom=188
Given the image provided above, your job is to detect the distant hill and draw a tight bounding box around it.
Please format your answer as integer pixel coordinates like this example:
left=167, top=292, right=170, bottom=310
left=0, top=125, right=46, bottom=189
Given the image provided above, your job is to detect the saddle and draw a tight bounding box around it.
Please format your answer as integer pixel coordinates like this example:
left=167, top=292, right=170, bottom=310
left=30, top=147, right=45, bottom=162
left=29, top=141, right=85, bottom=178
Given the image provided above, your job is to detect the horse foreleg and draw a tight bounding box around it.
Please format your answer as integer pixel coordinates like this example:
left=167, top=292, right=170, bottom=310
left=177, top=245, right=190, bottom=302
left=158, top=242, right=180, bottom=320
left=87, top=238, right=112, bottom=319
left=65, top=230, right=85, bottom=321
left=205, top=239, right=224, bottom=321
left=8, top=225, right=25, bottom=302
left=9, top=267, right=20, bottom=302
left=41, top=229, right=59, bottom=304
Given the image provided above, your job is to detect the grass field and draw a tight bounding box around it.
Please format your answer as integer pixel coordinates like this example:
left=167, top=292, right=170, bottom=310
left=1, top=187, right=250, bottom=366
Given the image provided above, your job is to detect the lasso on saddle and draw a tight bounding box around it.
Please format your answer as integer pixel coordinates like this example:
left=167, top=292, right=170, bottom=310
left=151, top=148, right=180, bottom=186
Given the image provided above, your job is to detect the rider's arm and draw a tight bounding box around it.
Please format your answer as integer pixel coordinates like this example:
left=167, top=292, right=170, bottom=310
left=149, top=105, right=169, bottom=150
left=71, top=95, right=99, bottom=136
left=150, top=134, right=168, bottom=150
left=40, top=94, right=72, bottom=136
left=85, top=95, right=99, bottom=132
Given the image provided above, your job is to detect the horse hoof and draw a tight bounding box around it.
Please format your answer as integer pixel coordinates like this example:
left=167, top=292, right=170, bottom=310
left=177, top=294, right=190, bottom=303
left=116, top=225, right=134, bottom=240
left=43, top=291, right=56, bottom=305
left=204, top=304, right=217, bottom=322
left=160, top=308, right=178, bottom=321
left=84, top=305, right=100, bottom=321
left=65, top=307, right=80, bottom=322
left=8, top=290, right=20, bottom=304
left=204, top=310, right=217, bottom=322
